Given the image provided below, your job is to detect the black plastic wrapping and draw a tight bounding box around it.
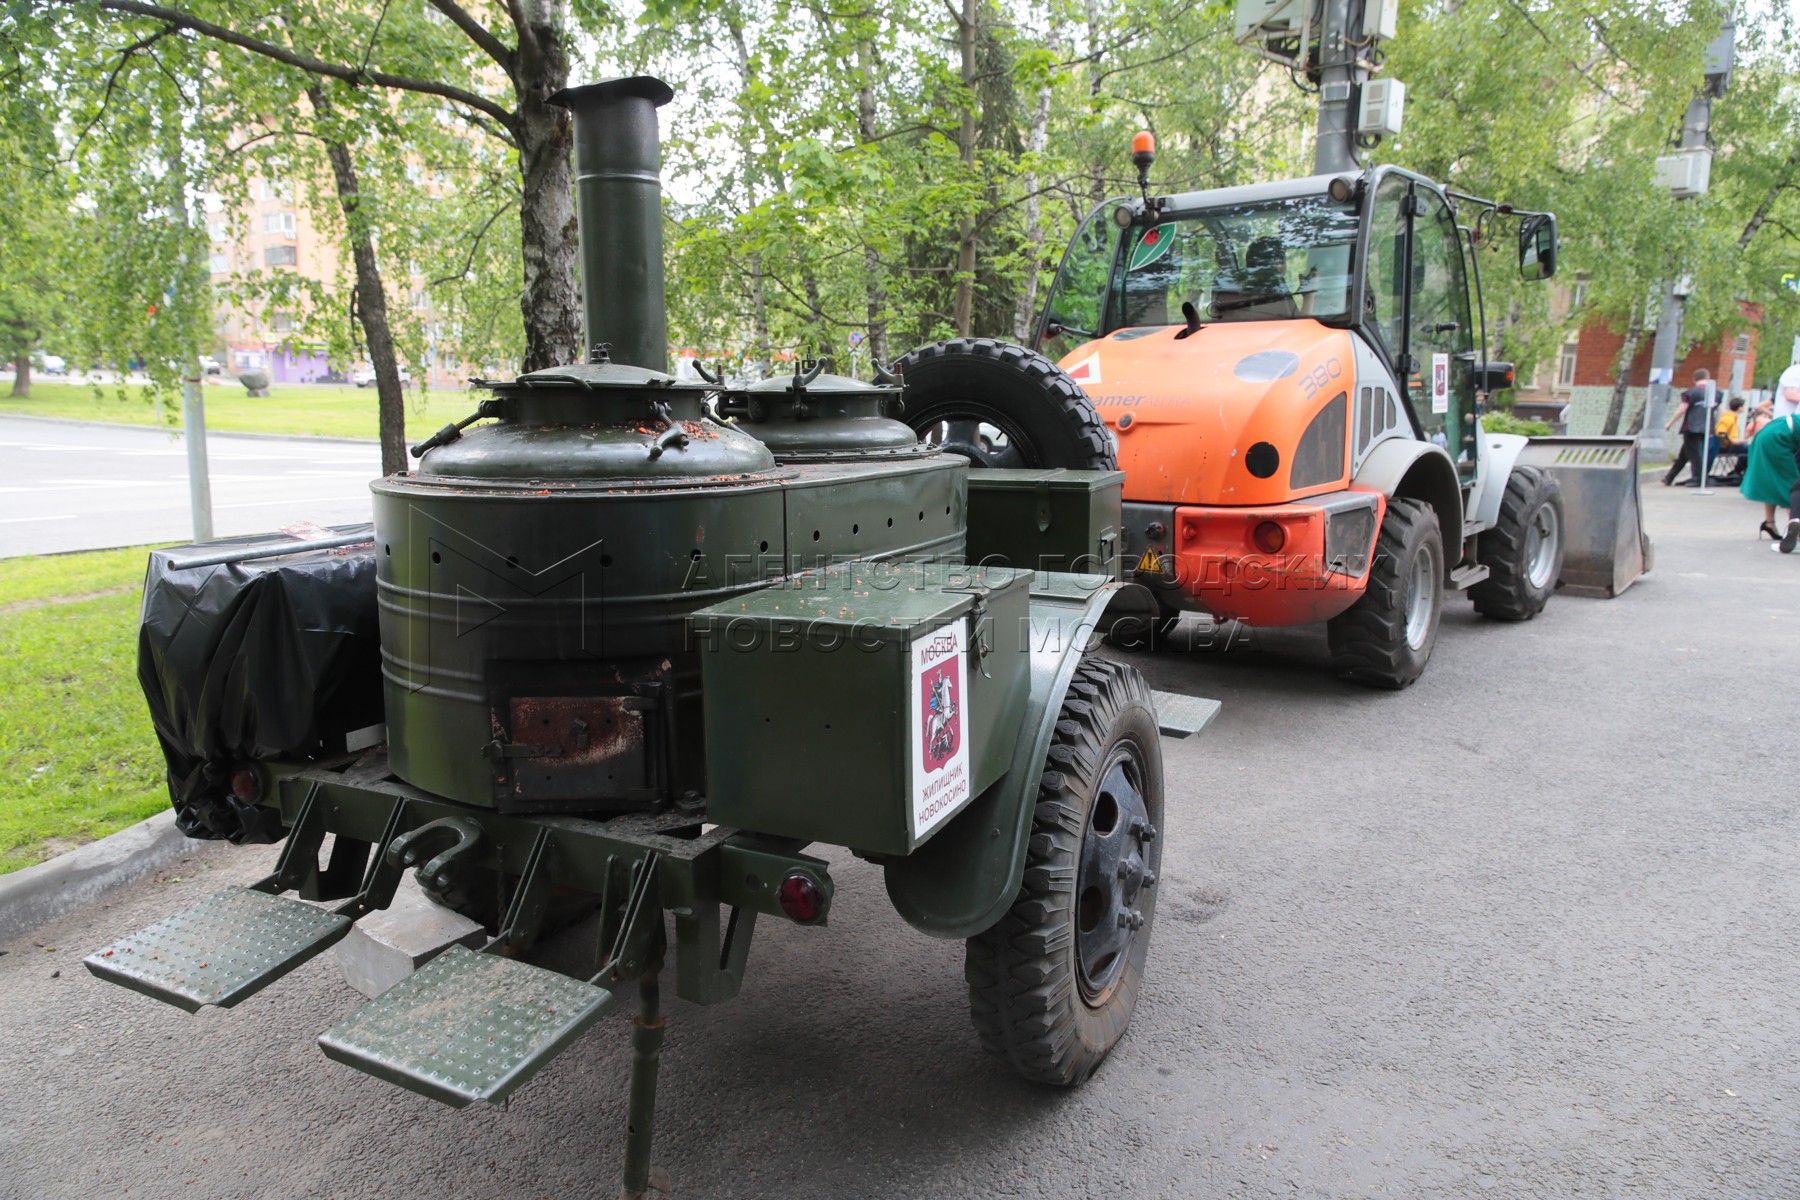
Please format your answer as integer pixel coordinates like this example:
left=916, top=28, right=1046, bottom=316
left=137, top=525, right=384, bottom=843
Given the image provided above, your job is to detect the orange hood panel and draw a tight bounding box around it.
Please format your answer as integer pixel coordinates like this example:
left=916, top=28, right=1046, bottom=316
left=1061, top=321, right=1357, bottom=506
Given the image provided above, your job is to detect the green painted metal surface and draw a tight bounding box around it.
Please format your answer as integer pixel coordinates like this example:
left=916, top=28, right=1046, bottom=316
left=373, top=456, right=964, bottom=812
left=83, top=887, right=351, bottom=1012
left=728, top=368, right=921, bottom=461
left=691, top=562, right=1031, bottom=856
left=548, top=77, right=675, bottom=371
left=883, top=572, right=1122, bottom=939
left=318, top=944, right=617, bottom=1108
left=965, top=468, right=1126, bottom=578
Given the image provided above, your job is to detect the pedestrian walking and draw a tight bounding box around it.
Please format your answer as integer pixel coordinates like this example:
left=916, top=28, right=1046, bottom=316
left=1739, top=412, right=1800, bottom=549
left=1662, top=369, right=1717, bottom=487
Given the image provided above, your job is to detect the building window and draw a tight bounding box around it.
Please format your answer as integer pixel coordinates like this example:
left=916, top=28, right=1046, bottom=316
left=208, top=252, right=229, bottom=274
left=269, top=311, right=294, bottom=333
left=1734, top=334, right=1751, bottom=354
left=262, top=211, right=296, bottom=236
left=1571, top=279, right=1588, bottom=312
left=258, top=178, right=289, bottom=201
left=1516, top=362, right=1539, bottom=390
left=236, top=350, right=265, bottom=368
left=264, top=245, right=298, bottom=267
left=206, top=221, right=227, bottom=243
left=1557, top=343, right=1578, bottom=388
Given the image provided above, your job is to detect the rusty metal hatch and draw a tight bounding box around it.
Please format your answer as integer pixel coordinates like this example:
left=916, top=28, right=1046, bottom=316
left=485, top=662, right=676, bottom=813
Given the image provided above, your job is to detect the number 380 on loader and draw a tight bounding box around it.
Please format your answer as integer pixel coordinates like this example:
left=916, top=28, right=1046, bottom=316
left=84, top=79, right=1216, bottom=1198
left=898, top=139, right=1653, bottom=688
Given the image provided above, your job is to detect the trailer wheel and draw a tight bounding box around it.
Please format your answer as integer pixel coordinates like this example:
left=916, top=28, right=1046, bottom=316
left=1469, top=466, right=1563, bottom=621
left=964, top=656, right=1164, bottom=1086
left=1326, top=497, right=1443, bottom=690
left=894, top=338, right=1115, bottom=470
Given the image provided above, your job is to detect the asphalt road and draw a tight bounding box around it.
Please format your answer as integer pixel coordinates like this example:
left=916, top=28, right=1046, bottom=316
left=2, top=482, right=1796, bottom=1199
left=0, top=417, right=380, bottom=558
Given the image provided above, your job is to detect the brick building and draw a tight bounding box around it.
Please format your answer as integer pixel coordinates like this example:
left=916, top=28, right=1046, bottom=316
left=1517, top=300, right=1762, bottom=434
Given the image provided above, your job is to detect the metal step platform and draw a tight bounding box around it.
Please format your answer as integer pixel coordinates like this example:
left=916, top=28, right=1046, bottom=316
left=1151, top=691, right=1222, bottom=739
left=1449, top=563, right=1491, bottom=590
left=84, top=886, right=352, bottom=1012
left=318, top=944, right=618, bottom=1108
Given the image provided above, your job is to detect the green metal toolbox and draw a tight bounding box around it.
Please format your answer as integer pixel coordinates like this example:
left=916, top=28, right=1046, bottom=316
left=689, top=561, right=1032, bottom=856
left=964, top=468, right=1126, bottom=579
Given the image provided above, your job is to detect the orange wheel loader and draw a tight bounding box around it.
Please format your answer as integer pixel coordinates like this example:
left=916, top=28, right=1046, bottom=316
left=900, top=150, right=1651, bottom=689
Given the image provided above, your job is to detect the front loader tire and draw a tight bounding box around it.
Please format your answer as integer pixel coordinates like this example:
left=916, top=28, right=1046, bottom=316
left=1327, top=497, right=1444, bottom=690
left=964, top=656, right=1164, bottom=1086
left=1469, top=466, right=1563, bottom=621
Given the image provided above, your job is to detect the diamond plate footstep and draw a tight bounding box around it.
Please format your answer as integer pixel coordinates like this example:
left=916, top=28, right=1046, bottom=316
left=318, top=944, right=617, bottom=1108
left=84, top=886, right=352, bottom=1012
left=1151, top=690, right=1222, bottom=739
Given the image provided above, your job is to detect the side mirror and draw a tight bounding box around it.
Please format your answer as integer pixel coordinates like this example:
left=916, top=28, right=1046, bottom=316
left=1519, top=214, right=1557, bottom=281
left=1475, top=361, right=1515, bottom=393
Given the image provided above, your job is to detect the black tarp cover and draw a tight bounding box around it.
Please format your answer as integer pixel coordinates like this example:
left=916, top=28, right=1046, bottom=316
left=137, top=526, right=383, bottom=842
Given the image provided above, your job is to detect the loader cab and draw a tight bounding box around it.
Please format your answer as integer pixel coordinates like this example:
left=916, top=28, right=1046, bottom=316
left=1036, top=167, right=1555, bottom=483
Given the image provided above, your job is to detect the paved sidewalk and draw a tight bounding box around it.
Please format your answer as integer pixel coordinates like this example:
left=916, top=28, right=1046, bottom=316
left=0, top=482, right=1795, bottom=1199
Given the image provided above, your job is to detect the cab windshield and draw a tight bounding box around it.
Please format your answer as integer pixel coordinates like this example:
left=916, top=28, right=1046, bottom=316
left=1118, top=193, right=1362, bottom=328
left=1040, top=191, right=1361, bottom=359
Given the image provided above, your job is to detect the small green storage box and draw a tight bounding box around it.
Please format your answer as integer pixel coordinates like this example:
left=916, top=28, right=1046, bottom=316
left=689, top=562, right=1031, bottom=856
left=964, top=468, right=1125, bottom=579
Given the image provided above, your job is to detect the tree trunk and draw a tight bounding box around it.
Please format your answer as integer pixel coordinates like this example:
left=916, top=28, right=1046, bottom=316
left=1601, top=298, right=1648, bottom=436
left=510, top=3, right=581, bottom=373
left=1011, top=39, right=1056, bottom=344
left=1739, top=142, right=1800, bottom=251
left=856, top=40, right=889, bottom=365
left=10, top=353, right=29, bottom=398
left=309, top=86, right=408, bottom=475
left=952, top=0, right=979, bottom=336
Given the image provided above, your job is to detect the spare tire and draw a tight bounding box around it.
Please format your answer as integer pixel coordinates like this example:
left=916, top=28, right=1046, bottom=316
left=894, top=338, right=1115, bottom=470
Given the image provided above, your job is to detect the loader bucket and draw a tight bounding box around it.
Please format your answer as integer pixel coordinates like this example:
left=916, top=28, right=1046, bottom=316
left=1516, top=436, right=1654, bottom=598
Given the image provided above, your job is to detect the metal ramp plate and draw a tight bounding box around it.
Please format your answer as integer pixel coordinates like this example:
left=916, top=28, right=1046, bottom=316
left=318, top=944, right=616, bottom=1109
left=84, top=886, right=352, bottom=1012
left=1152, top=691, right=1222, bottom=739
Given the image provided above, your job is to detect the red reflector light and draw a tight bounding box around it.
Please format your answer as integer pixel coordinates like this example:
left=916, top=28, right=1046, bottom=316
left=778, top=873, right=824, bottom=924
left=1252, top=521, right=1286, bottom=554
left=229, top=768, right=260, bottom=802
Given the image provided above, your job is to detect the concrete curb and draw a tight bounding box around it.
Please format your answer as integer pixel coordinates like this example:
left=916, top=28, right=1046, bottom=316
left=0, top=811, right=198, bottom=942
left=0, top=412, right=379, bottom=447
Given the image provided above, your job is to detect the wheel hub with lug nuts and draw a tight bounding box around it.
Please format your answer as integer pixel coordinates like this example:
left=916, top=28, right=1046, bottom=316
left=1076, top=745, right=1155, bottom=1005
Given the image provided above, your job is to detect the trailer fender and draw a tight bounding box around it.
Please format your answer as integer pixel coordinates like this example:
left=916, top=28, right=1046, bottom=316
left=884, top=573, right=1121, bottom=939
left=1351, top=439, right=1464, bottom=569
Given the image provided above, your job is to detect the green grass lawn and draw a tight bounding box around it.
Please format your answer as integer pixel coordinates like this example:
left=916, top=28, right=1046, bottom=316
left=0, top=380, right=474, bottom=441
left=0, top=545, right=172, bottom=874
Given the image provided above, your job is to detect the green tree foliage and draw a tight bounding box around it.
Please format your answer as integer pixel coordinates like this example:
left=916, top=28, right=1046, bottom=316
left=4, top=0, right=1794, bottom=397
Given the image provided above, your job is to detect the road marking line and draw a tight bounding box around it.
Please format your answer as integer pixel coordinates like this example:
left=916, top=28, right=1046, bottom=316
left=0, top=514, right=78, bottom=524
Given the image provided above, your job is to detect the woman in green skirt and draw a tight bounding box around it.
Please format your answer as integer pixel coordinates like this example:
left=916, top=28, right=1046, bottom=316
left=1740, top=412, right=1800, bottom=551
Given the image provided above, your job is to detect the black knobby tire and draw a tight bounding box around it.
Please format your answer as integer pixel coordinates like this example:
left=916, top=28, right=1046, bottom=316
left=1469, top=465, right=1564, bottom=621
left=894, top=338, right=1116, bottom=470
left=1326, top=497, right=1444, bottom=690
left=964, top=656, right=1165, bottom=1086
